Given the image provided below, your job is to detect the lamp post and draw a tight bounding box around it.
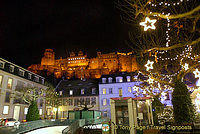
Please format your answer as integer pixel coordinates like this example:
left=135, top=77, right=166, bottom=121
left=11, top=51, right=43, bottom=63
left=59, top=91, right=63, bottom=119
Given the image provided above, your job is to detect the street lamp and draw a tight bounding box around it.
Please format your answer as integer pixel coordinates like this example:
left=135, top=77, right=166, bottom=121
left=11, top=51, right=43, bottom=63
left=59, top=91, right=63, bottom=119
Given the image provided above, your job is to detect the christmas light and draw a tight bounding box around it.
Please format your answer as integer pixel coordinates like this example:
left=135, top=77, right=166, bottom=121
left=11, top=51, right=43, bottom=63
left=145, top=60, right=154, bottom=71
left=147, top=77, right=154, bottom=84
left=140, top=17, right=157, bottom=31
left=183, top=63, right=189, bottom=70
left=193, top=69, right=200, bottom=78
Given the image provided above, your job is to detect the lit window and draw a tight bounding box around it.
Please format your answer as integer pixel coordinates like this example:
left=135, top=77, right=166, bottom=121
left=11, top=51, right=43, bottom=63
left=24, top=108, right=28, bottom=114
left=0, top=75, right=3, bottom=87
left=128, top=87, right=132, bottom=93
left=81, top=89, right=85, bottom=95
left=70, top=90, right=73, bottom=95
left=7, top=78, right=13, bottom=89
left=127, top=76, right=131, bottom=82
left=3, top=106, right=9, bottom=114
left=68, top=62, right=70, bottom=63
left=18, top=69, right=25, bottom=76
left=9, top=65, right=14, bottom=72
left=119, top=88, right=122, bottom=97
left=116, top=77, right=123, bottom=82
left=0, top=61, right=5, bottom=69
left=92, top=88, right=96, bottom=94
left=103, top=99, right=107, bottom=106
left=103, top=88, right=106, bottom=94
left=109, top=88, right=113, bottom=94
left=39, top=109, right=42, bottom=115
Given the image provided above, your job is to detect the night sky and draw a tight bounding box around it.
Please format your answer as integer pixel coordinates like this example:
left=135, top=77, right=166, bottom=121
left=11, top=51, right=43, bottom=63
left=0, top=0, right=132, bottom=68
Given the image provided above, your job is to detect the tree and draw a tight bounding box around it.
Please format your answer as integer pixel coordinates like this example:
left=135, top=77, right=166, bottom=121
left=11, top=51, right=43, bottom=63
left=117, top=0, right=199, bottom=124
left=26, top=101, right=40, bottom=121
left=172, top=79, right=195, bottom=124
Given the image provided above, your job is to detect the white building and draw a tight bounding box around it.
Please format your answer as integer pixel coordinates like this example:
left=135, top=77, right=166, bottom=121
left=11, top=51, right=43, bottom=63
left=0, top=58, right=48, bottom=121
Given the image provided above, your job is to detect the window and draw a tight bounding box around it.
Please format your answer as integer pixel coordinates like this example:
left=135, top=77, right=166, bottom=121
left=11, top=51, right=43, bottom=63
left=91, top=97, right=96, bottom=105
left=0, top=61, right=5, bottom=69
left=86, top=98, right=90, bottom=105
left=103, top=98, right=107, bottom=106
left=5, top=92, right=11, bottom=103
left=0, top=75, right=3, bottom=87
left=92, top=88, right=96, bottom=94
left=127, top=76, right=131, bottom=82
left=3, top=106, right=9, bottom=114
left=68, top=99, right=73, bottom=105
left=24, top=108, right=28, bottom=114
left=128, top=87, right=132, bottom=93
left=81, top=89, right=85, bottom=95
left=9, top=65, right=14, bottom=72
left=109, top=88, right=113, bottom=94
left=69, top=90, right=73, bottom=95
left=102, top=78, right=106, bottom=83
left=103, top=111, right=107, bottom=117
left=119, top=88, right=122, bottom=97
left=103, top=88, right=106, bottom=94
left=116, top=77, right=123, bottom=82
left=28, top=73, right=32, bottom=79
left=16, top=80, right=25, bottom=92
left=108, top=77, right=112, bottom=83
left=47, top=108, right=51, bottom=115
left=7, top=78, right=13, bottom=89
left=34, top=76, right=39, bottom=82
left=18, top=69, right=25, bottom=76
left=41, top=79, right=44, bottom=84
left=39, top=109, right=42, bottom=115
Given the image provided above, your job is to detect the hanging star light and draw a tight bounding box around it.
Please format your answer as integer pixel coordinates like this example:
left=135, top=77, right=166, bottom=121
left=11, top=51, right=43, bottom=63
left=147, top=77, right=154, bottom=84
left=183, top=63, right=189, bottom=70
left=193, top=69, right=200, bottom=78
left=140, top=17, right=157, bottom=31
left=145, top=60, right=154, bottom=71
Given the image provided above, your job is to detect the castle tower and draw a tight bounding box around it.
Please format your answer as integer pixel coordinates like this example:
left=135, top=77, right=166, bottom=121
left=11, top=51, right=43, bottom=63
left=41, top=49, right=55, bottom=66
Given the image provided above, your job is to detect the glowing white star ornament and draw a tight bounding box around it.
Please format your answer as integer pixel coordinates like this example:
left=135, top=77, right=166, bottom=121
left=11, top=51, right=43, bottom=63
left=145, top=60, right=154, bottom=71
left=183, top=63, right=189, bottom=70
left=147, top=77, right=154, bottom=84
left=193, top=69, right=200, bottom=78
left=140, top=17, right=157, bottom=31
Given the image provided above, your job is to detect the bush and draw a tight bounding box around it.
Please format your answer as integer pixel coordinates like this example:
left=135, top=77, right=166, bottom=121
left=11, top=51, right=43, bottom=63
left=26, top=101, right=40, bottom=121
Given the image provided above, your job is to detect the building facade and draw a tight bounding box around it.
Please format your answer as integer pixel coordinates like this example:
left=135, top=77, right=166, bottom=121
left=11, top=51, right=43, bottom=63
left=28, top=49, right=139, bottom=79
left=55, top=79, right=99, bottom=119
left=0, top=58, right=47, bottom=121
left=99, top=73, right=142, bottom=118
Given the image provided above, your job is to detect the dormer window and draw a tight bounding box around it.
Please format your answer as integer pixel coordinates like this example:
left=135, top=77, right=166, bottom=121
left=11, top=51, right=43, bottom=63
left=41, top=79, right=44, bottom=84
left=92, top=88, right=96, bottom=94
left=0, top=61, right=5, bottom=69
left=108, top=77, right=112, bottom=83
left=69, top=90, right=73, bottom=95
left=116, top=77, right=123, bottom=83
left=102, top=78, right=106, bottom=83
left=81, top=89, right=85, bottom=95
left=18, top=69, right=25, bottom=76
left=127, top=76, right=131, bottom=82
left=34, top=76, right=39, bottom=82
left=9, top=65, right=14, bottom=72
left=28, top=73, right=32, bottom=79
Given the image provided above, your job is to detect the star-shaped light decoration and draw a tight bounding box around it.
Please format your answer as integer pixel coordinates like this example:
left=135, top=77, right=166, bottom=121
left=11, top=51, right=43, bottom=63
left=147, top=77, right=154, bottom=84
left=183, top=63, right=189, bottom=70
left=193, top=68, right=200, bottom=78
left=133, top=86, right=139, bottom=92
left=145, top=60, right=154, bottom=71
left=140, top=17, right=157, bottom=31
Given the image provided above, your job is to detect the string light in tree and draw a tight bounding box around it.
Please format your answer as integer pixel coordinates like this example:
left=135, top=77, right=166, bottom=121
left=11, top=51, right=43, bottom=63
left=140, top=17, right=157, bottom=31
left=193, top=69, right=200, bottom=78
left=145, top=60, right=154, bottom=71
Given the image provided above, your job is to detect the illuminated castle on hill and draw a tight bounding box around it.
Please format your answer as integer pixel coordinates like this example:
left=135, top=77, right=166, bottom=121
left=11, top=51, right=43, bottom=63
left=28, top=49, right=139, bottom=79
